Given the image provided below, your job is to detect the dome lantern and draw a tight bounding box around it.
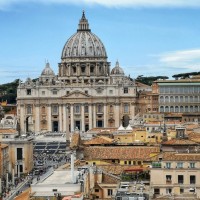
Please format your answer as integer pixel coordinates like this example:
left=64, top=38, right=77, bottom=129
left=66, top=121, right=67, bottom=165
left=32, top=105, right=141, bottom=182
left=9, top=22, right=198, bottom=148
left=78, top=10, right=90, bottom=31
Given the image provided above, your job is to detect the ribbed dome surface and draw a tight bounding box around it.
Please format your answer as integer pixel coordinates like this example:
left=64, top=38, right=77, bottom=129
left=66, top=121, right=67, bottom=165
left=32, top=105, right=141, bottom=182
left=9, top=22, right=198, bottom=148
left=61, top=11, right=107, bottom=59
left=111, top=61, right=124, bottom=75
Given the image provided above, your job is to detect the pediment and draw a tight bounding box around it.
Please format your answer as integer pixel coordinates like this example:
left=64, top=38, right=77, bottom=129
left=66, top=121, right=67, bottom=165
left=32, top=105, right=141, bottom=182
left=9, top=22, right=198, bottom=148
left=62, top=90, right=91, bottom=99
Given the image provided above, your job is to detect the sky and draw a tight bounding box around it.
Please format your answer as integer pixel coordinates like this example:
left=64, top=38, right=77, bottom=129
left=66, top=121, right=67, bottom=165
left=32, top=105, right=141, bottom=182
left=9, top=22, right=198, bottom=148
left=1, top=0, right=200, bottom=83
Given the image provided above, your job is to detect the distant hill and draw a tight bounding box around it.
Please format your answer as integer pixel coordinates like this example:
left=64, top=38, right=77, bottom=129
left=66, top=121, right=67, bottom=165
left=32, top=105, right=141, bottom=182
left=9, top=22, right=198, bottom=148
left=0, top=79, right=19, bottom=104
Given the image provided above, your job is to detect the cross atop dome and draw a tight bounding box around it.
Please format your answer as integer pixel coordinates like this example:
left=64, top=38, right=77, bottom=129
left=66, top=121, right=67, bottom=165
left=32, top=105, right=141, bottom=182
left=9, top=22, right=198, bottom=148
left=78, top=10, right=90, bottom=31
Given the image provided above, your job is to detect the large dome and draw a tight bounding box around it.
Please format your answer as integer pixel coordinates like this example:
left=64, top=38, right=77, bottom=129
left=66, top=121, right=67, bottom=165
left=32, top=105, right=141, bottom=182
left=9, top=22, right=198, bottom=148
left=61, top=11, right=107, bottom=59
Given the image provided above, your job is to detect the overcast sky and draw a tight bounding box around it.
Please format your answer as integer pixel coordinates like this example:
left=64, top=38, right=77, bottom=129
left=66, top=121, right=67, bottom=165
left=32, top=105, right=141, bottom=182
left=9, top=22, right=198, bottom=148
left=0, top=0, right=200, bottom=83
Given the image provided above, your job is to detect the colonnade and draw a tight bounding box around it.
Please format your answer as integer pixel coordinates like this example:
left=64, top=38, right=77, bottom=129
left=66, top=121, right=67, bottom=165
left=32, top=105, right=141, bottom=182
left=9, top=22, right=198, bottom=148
left=19, top=103, right=135, bottom=134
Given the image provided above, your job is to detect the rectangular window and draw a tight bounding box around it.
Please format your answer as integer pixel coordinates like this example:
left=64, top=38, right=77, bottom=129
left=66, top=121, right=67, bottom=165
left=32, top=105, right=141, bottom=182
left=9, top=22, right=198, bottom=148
left=109, top=90, right=113, bottom=94
left=52, top=90, right=57, bottom=95
left=107, top=189, right=113, bottom=196
left=190, top=175, right=196, bottom=184
left=166, top=163, right=171, bottom=168
left=129, top=161, right=131, bottom=165
left=26, top=89, right=31, bottom=95
left=27, top=105, right=32, bottom=114
left=17, top=148, right=23, bottom=160
left=178, top=175, right=184, bottom=184
left=124, top=104, right=129, bottom=113
left=124, top=161, right=127, bottom=165
left=97, top=104, right=103, bottom=113
left=190, top=163, right=195, bottom=168
left=166, top=175, right=172, bottom=183
left=97, top=120, right=103, bottom=127
left=85, top=90, right=88, bottom=94
left=177, top=162, right=183, bottom=168
left=95, top=189, right=99, bottom=192
left=154, top=188, right=160, bottom=195
left=52, top=105, right=58, bottom=115
left=180, top=188, right=184, bottom=193
left=84, top=105, right=89, bottom=113
left=166, top=188, right=172, bottom=194
left=42, top=91, right=45, bottom=95
left=124, top=87, right=128, bottom=94
left=74, top=105, right=80, bottom=114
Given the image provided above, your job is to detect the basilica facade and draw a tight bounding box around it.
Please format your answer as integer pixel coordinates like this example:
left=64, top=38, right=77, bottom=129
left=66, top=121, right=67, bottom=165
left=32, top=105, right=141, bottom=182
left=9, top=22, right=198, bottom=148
left=17, top=12, right=141, bottom=134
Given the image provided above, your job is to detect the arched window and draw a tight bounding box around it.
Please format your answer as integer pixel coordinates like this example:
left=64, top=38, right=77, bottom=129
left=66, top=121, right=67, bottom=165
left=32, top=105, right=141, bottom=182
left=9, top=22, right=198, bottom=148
left=180, top=106, right=184, bottom=112
left=160, top=106, right=164, bottom=112
left=185, top=106, right=188, bottom=112
left=170, top=96, right=174, bottom=103
left=175, top=96, right=179, bottom=103
left=195, top=106, right=198, bottom=112
left=170, top=106, right=174, bottom=112
left=165, top=106, right=169, bottom=112
left=190, top=106, right=194, bottom=113
left=180, top=96, right=183, bottom=103
left=190, top=96, right=193, bottom=103
left=175, top=106, right=179, bottom=113
left=165, top=96, right=169, bottom=103
left=160, top=96, right=164, bottom=103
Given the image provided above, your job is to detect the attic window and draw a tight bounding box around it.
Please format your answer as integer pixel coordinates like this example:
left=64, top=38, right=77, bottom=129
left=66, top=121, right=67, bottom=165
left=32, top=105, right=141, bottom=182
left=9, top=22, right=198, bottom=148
left=124, top=87, right=128, bottom=94
left=27, top=89, right=31, bottom=95
left=52, top=90, right=57, bottom=95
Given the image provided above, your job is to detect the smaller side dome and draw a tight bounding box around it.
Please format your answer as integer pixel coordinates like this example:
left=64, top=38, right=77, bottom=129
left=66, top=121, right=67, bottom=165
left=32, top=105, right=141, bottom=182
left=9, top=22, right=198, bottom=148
left=111, top=61, right=124, bottom=75
left=41, top=62, right=55, bottom=76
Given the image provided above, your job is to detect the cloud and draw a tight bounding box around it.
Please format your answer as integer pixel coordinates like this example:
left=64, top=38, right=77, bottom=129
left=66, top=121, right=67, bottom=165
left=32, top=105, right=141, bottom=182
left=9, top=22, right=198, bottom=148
left=157, top=49, right=200, bottom=71
left=1, top=0, right=200, bottom=9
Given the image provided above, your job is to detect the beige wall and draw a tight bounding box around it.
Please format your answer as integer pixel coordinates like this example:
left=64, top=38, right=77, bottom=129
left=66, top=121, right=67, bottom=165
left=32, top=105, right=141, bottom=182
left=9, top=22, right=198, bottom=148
left=151, top=161, right=200, bottom=197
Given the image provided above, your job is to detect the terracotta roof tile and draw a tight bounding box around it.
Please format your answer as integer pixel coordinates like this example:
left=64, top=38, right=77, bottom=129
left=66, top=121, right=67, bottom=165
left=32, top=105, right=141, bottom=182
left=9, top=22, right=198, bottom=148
left=163, top=152, right=200, bottom=161
left=84, top=146, right=160, bottom=160
left=162, top=138, right=198, bottom=145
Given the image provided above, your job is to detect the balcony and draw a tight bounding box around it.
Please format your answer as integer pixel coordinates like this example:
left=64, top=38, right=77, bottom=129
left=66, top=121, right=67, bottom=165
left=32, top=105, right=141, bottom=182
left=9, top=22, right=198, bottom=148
left=166, top=180, right=172, bottom=184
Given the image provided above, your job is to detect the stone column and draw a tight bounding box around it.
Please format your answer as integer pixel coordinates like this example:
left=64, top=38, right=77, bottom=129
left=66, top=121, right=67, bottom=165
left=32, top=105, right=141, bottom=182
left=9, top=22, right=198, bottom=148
left=93, top=104, right=96, bottom=128
left=66, top=105, right=70, bottom=140
left=115, top=103, right=120, bottom=127
left=47, top=104, right=52, bottom=132
left=63, top=105, right=67, bottom=132
left=70, top=104, right=74, bottom=132
left=35, top=104, right=40, bottom=133
left=89, top=104, right=93, bottom=130
left=20, top=104, right=25, bottom=134
left=59, top=104, right=63, bottom=132
left=104, top=103, right=107, bottom=128
left=81, top=104, right=85, bottom=132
